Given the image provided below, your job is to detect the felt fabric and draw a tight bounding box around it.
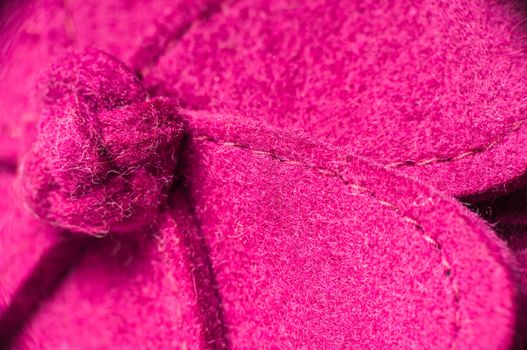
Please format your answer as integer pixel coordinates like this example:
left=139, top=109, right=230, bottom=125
left=0, top=0, right=71, bottom=162
left=0, top=172, right=65, bottom=346
left=0, top=150, right=225, bottom=349
left=13, top=203, right=226, bottom=349
left=0, top=0, right=526, bottom=348
left=177, top=112, right=519, bottom=349
left=0, top=0, right=219, bottom=159
left=147, top=0, right=527, bottom=199
left=22, top=50, right=185, bottom=235
left=7, top=113, right=521, bottom=349
left=60, top=0, right=222, bottom=69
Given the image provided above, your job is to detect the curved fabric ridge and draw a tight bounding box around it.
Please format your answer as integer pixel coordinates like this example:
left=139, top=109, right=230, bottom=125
left=11, top=202, right=224, bottom=349
left=0, top=0, right=524, bottom=348
left=0, top=0, right=222, bottom=162
left=0, top=173, right=63, bottom=346
left=177, top=111, right=520, bottom=349
left=3, top=111, right=522, bottom=349
left=147, top=0, right=527, bottom=198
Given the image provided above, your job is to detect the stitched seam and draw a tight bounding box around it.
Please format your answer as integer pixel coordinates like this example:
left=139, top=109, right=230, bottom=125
left=193, top=134, right=461, bottom=349
left=102, top=0, right=523, bottom=170
left=385, top=118, right=527, bottom=168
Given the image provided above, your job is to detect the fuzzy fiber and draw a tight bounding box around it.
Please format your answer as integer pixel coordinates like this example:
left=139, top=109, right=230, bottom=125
left=13, top=205, right=225, bottom=350
left=148, top=0, right=527, bottom=199
left=21, top=50, right=185, bottom=235
left=0, top=172, right=63, bottom=346
left=0, top=0, right=220, bottom=162
left=0, top=166, right=223, bottom=349
left=177, top=112, right=520, bottom=349
left=0, top=0, right=526, bottom=349
left=9, top=114, right=521, bottom=349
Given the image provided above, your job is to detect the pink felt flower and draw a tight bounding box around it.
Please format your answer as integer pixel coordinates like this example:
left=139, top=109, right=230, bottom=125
left=1, top=0, right=526, bottom=349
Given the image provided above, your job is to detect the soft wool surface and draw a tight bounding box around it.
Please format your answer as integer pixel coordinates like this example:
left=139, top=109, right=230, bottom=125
left=0, top=172, right=64, bottom=346
left=176, top=113, right=520, bottom=349
left=10, top=113, right=521, bottom=349
left=148, top=0, right=527, bottom=199
left=0, top=0, right=526, bottom=348
left=1, top=167, right=225, bottom=349
left=0, top=173, right=54, bottom=312
left=22, top=50, right=185, bottom=235
left=0, top=0, right=218, bottom=160
left=2, top=0, right=526, bottom=198
left=14, top=205, right=225, bottom=349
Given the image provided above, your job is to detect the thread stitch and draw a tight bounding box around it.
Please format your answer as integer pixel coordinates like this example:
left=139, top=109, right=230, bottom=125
left=385, top=118, right=527, bottom=168
left=122, top=0, right=525, bottom=172
left=112, top=0, right=527, bottom=171
left=192, top=133, right=462, bottom=348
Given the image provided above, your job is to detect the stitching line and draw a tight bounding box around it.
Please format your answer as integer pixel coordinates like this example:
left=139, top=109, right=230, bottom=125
left=193, top=134, right=462, bottom=349
left=385, top=119, right=526, bottom=168
left=83, top=0, right=524, bottom=171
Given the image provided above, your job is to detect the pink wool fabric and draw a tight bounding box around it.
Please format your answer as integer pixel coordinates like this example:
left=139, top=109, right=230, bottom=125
left=0, top=0, right=220, bottom=161
left=0, top=168, right=224, bottom=349
left=14, top=204, right=226, bottom=349
left=0, top=0, right=527, bottom=349
left=148, top=0, right=527, bottom=199
left=22, top=50, right=185, bottom=235
left=179, top=112, right=521, bottom=349
left=0, top=173, right=57, bottom=318
left=7, top=112, right=522, bottom=349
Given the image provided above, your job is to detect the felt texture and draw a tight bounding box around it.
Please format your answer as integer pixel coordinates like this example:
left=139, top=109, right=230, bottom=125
left=22, top=50, right=185, bottom=235
left=178, top=112, right=519, bottom=349
left=0, top=0, right=219, bottom=160
left=147, top=0, right=527, bottom=198
left=0, top=172, right=67, bottom=346
left=7, top=113, right=521, bottom=349
left=0, top=0, right=526, bottom=348
left=0, top=0, right=71, bottom=162
left=14, top=195, right=227, bottom=350
left=62, top=0, right=222, bottom=68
